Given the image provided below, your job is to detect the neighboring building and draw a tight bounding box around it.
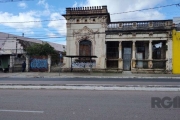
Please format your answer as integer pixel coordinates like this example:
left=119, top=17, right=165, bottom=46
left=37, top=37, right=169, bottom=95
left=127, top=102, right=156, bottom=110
left=173, top=17, right=180, bottom=31
left=172, top=29, right=180, bottom=74
left=172, top=17, right=180, bottom=74
left=62, top=6, right=173, bottom=73
left=0, top=32, right=66, bottom=72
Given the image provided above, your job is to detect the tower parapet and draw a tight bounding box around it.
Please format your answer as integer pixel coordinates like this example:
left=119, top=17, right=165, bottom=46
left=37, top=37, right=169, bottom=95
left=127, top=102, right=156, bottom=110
left=65, top=6, right=108, bottom=15
left=62, top=5, right=110, bottom=23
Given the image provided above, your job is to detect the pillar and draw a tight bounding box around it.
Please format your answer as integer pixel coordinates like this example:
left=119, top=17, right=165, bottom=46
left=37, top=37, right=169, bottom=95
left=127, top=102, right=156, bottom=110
left=26, top=55, right=29, bottom=72
left=48, top=55, right=51, bottom=73
left=131, top=41, right=136, bottom=68
left=148, top=40, right=152, bottom=59
left=118, top=41, right=123, bottom=69
left=166, top=39, right=172, bottom=72
left=132, top=41, right=136, bottom=59
left=119, top=41, right=122, bottom=59
left=148, top=40, right=153, bottom=68
left=9, top=55, right=15, bottom=73
left=104, top=42, right=107, bottom=68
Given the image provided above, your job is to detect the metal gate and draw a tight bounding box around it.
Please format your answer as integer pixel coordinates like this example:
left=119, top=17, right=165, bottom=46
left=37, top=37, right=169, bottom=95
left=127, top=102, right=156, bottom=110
left=123, top=48, right=132, bottom=71
left=30, top=56, right=48, bottom=72
left=136, top=53, right=143, bottom=68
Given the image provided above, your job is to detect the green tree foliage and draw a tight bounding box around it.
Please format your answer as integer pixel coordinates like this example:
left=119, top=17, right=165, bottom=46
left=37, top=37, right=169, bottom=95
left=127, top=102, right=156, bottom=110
left=26, top=42, right=60, bottom=65
left=26, top=42, right=56, bottom=56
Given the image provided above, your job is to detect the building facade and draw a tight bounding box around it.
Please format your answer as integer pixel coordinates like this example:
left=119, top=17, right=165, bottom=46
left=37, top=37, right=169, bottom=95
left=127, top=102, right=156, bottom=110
left=172, top=29, right=180, bottom=74
left=63, top=6, right=173, bottom=73
left=0, top=32, right=66, bottom=72
left=172, top=17, right=180, bottom=74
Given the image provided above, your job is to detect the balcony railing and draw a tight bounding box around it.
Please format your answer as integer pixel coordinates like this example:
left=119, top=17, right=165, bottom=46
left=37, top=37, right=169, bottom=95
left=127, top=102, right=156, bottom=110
left=152, top=61, right=166, bottom=69
left=65, top=6, right=108, bottom=15
left=135, top=59, right=166, bottom=69
left=107, top=20, right=172, bottom=31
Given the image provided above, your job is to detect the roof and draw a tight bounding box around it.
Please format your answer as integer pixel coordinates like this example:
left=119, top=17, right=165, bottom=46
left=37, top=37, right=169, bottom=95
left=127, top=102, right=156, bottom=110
left=0, top=32, right=65, bottom=52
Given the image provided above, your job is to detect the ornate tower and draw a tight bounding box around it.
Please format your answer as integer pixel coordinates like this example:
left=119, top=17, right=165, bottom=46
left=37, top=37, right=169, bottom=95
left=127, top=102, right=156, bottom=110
left=62, top=6, right=110, bottom=69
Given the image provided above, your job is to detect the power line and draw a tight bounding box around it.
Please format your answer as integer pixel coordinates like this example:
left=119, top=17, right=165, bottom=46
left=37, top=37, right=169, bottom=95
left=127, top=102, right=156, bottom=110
left=0, top=3, right=179, bottom=24
left=0, top=19, right=65, bottom=24
left=0, top=0, right=34, bottom=3
left=0, top=22, right=176, bottom=40
left=0, top=22, right=176, bottom=36
left=110, top=3, right=180, bottom=15
left=0, top=19, right=177, bottom=34
left=0, top=28, right=174, bottom=41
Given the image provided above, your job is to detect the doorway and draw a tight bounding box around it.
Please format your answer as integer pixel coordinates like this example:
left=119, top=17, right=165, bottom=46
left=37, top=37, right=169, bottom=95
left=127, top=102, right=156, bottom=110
left=122, top=41, right=132, bottom=71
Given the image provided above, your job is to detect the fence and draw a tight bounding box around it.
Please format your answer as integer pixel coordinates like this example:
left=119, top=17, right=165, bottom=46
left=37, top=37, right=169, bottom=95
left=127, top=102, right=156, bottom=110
left=30, top=56, right=48, bottom=72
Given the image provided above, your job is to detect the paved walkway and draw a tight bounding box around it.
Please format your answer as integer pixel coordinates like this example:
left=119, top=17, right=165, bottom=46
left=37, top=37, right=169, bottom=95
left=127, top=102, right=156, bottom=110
left=0, top=72, right=180, bottom=91
left=0, top=72, right=180, bottom=78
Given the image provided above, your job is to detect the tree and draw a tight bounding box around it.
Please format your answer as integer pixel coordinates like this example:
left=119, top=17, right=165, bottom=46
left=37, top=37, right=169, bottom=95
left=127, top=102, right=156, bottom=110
left=26, top=42, right=59, bottom=65
left=26, top=42, right=56, bottom=56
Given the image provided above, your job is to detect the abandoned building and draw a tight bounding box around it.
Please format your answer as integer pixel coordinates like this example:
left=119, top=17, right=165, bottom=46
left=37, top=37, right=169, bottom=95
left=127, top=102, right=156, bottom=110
left=0, top=32, right=66, bottom=72
left=62, top=6, right=173, bottom=73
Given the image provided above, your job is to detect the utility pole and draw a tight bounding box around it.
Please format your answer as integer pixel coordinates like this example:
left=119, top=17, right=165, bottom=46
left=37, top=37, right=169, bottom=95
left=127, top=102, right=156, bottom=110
left=59, top=52, right=62, bottom=76
left=14, top=37, right=17, bottom=58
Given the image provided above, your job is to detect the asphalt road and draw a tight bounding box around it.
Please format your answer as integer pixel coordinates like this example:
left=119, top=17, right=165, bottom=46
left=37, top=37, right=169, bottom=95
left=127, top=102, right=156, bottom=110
left=0, top=90, right=179, bottom=120
left=0, top=78, right=180, bottom=85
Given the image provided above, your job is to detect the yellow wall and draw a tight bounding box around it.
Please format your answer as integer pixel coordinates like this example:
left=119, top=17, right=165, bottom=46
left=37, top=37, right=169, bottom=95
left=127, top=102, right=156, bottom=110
left=173, top=29, right=180, bottom=74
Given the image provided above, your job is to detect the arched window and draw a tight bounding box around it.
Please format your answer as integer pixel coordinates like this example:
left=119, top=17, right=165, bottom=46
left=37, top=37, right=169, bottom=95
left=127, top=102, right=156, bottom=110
left=79, top=40, right=92, bottom=56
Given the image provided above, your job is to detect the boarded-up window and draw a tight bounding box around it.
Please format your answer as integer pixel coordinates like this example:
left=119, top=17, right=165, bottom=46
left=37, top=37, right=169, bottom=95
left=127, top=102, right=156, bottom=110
left=79, top=40, right=92, bottom=56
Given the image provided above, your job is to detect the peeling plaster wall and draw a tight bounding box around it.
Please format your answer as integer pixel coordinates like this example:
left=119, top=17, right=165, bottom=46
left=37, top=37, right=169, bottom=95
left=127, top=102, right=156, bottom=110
left=166, top=39, right=172, bottom=72
left=65, top=23, right=106, bottom=69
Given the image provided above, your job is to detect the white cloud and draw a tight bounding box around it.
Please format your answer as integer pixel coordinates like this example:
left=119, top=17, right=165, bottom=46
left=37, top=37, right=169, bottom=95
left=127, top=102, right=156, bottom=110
left=47, top=33, right=58, bottom=37
left=0, top=11, right=42, bottom=32
left=38, top=0, right=45, bottom=5
left=38, top=0, right=49, bottom=10
left=37, top=0, right=51, bottom=16
left=48, top=12, right=66, bottom=36
left=73, top=1, right=78, bottom=7
left=77, top=0, right=165, bottom=21
left=18, top=2, right=27, bottom=9
left=37, top=0, right=67, bottom=41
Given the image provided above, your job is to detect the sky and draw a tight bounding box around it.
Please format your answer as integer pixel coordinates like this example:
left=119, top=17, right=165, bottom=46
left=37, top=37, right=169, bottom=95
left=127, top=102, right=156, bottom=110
left=0, top=0, right=180, bottom=45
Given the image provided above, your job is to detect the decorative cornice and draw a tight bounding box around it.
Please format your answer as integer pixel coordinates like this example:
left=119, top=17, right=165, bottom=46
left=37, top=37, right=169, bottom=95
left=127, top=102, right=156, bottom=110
left=73, top=26, right=99, bottom=35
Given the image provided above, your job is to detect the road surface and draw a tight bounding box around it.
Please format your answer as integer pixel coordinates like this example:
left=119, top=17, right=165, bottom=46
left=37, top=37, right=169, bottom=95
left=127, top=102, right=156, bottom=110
left=0, top=78, right=179, bottom=85
left=0, top=90, right=179, bottom=120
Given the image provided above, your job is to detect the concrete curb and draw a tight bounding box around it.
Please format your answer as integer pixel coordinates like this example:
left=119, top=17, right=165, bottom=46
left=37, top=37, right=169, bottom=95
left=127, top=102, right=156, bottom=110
left=6, top=76, right=180, bottom=79
left=0, top=84, right=180, bottom=91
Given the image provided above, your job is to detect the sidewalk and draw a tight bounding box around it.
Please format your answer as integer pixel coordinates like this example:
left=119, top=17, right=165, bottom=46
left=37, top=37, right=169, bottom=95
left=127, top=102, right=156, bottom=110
left=0, top=72, right=180, bottom=91
left=0, top=72, right=180, bottom=78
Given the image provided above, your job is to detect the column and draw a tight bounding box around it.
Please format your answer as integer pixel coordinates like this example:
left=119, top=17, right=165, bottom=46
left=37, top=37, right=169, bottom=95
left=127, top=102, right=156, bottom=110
left=148, top=40, right=152, bottom=59
left=119, top=41, right=122, bottom=59
left=118, top=41, right=123, bottom=70
left=48, top=55, right=51, bottom=73
left=131, top=41, right=136, bottom=69
left=148, top=40, right=153, bottom=68
left=132, top=41, right=136, bottom=59
left=26, top=55, right=29, bottom=72
left=9, top=55, right=15, bottom=73
left=166, top=39, right=172, bottom=72
left=104, top=42, right=107, bottom=68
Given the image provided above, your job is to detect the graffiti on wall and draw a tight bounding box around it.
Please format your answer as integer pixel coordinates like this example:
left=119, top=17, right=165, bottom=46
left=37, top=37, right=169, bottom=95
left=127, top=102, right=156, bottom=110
left=30, top=58, right=48, bottom=72
left=72, top=62, right=96, bottom=68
